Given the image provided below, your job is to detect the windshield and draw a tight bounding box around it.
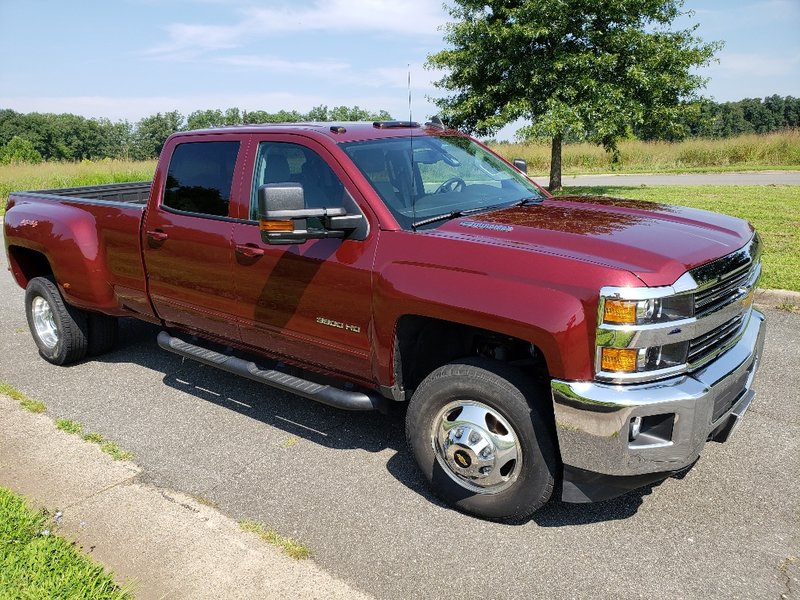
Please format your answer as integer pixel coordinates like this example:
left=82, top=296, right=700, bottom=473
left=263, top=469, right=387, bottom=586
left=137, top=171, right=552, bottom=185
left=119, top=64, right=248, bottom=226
left=341, top=134, right=544, bottom=229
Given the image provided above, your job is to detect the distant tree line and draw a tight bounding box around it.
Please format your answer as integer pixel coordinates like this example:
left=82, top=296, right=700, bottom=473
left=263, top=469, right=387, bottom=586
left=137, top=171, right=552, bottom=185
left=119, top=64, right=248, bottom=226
left=2, top=96, right=798, bottom=164
left=0, top=105, right=393, bottom=164
left=634, top=95, right=800, bottom=141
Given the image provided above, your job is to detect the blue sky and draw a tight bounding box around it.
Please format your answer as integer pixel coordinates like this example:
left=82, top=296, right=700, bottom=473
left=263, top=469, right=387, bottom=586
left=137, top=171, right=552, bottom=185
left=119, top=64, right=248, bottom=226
left=1, top=0, right=798, bottom=140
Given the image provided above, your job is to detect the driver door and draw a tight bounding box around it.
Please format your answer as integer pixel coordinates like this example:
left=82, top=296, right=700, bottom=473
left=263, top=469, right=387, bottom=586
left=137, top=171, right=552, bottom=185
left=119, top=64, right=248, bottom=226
left=229, top=135, right=378, bottom=382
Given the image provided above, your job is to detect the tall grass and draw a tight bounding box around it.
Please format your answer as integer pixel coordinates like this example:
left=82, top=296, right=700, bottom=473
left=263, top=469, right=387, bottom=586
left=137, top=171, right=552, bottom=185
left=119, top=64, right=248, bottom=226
left=491, top=130, right=800, bottom=175
left=0, top=159, right=156, bottom=212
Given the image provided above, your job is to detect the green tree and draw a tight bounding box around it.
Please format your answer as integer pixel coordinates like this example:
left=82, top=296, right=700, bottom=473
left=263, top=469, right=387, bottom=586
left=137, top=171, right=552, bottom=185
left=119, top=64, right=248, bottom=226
left=131, top=111, right=184, bottom=159
left=223, top=107, right=241, bottom=125
left=186, top=109, right=226, bottom=130
left=713, top=103, right=753, bottom=137
left=784, top=96, right=800, bottom=129
left=328, top=105, right=393, bottom=121
left=0, top=135, right=43, bottom=164
left=243, top=109, right=304, bottom=123
left=763, top=95, right=786, bottom=129
left=305, top=105, right=330, bottom=121
left=97, top=118, right=134, bottom=159
left=427, top=0, right=721, bottom=189
left=739, top=98, right=774, bottom=134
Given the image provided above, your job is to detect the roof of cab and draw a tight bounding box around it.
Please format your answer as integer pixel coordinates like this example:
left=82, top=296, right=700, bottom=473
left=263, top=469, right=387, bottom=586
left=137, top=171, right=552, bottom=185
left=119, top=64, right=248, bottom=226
left=174, top=121, right=459, bottom=143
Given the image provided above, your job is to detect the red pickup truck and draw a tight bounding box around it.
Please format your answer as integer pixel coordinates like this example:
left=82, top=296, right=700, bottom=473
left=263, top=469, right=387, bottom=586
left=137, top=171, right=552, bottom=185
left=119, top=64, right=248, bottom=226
left=3, top=121, right=765, bottom=519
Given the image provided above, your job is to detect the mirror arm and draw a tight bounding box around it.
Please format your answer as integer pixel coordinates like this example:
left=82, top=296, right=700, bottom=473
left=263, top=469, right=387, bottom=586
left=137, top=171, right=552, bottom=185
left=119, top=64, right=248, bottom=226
left=326, top=214, right=364, bottom=231
left=263, top=228, right=345, bottom=245
left=263, top=206, right=347, bottom=220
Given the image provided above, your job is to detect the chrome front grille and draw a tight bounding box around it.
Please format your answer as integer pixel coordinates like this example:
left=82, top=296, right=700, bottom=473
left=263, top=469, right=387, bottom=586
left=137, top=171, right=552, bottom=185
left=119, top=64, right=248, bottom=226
left=688, top=315, right=744, bottom=364
left=694, top=267, right=753, bottom=317
left=687, top=236, right=761, bottom=368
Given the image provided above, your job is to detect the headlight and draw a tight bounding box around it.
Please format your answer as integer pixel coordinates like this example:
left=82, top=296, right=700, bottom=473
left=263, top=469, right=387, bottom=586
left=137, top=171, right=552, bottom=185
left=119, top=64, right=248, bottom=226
left=602, top=295, right=694, bottom=325
left=598, top=343, right=689, bottom=373
left=596, top=287, right=695, bottom=382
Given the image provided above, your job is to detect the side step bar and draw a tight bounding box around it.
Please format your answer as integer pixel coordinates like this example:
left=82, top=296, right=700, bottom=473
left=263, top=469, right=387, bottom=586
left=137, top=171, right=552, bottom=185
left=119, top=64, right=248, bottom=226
left=157, top=331, right=387, bottom=412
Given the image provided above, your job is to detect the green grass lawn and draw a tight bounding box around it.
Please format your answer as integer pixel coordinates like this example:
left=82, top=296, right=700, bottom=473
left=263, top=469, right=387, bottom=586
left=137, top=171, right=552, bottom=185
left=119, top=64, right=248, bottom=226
left=558, top=185, right=800, bottom=291
left=0, top=487, right=131, bottom=599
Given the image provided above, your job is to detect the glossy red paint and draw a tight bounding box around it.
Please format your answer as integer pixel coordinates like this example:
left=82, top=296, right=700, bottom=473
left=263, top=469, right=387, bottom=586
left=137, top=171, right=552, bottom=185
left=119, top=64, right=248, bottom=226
left=3, top=194, right=155, bottom=319
left=142, top=131, right=247, bottom=340
left=3, top=124, right=757, bottom=393
left=449, top=196, right=755, bottom=287
left=370, top=227, right=639, bottom=382
left=222, top=133, right=379, bottom=384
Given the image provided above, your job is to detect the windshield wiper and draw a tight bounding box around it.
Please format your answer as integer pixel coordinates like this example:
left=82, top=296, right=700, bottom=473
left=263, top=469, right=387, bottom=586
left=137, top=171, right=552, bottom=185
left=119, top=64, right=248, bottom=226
left=513, top=196, right=543, bottom=207
left=412, top=197, right=542, bottom=229
left=412, top=210, right=466, bottom=229
left=412, top=205, right=488, bottom=229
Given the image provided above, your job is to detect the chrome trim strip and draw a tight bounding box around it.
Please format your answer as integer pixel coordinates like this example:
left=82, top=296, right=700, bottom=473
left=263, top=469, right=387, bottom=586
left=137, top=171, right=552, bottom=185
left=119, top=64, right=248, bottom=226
left=690, top=233, right=761, bottom=289
left=599, top=272, right=697, bottom=302
left=593, top=359, right=687, bottom=384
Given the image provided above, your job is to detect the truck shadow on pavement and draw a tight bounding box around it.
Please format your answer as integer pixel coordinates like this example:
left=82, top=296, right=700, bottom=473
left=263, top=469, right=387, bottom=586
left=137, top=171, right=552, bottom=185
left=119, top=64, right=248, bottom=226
left=99, top=319, right=406, bottom=453
left=384, top=450, right=663, bottom=526
left=98, top=318, right=661, bottom=527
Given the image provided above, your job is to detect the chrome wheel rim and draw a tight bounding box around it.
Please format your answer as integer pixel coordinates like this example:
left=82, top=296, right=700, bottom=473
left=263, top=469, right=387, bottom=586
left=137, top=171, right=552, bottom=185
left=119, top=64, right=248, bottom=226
left=31, top=296, right=59, bottom=349
left=431, top=400, right=521, bottom=494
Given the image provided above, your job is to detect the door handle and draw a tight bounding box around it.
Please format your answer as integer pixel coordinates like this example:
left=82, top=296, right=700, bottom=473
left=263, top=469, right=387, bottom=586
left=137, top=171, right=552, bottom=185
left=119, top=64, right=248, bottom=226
left=235, top=243, right=265, bottom=258
left=146, top=229, right=168, bottom=242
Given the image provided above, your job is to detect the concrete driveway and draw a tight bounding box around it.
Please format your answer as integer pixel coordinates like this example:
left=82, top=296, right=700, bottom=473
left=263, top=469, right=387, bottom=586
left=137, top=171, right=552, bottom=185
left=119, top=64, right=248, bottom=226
left=0, top=251, right=797, bottom=599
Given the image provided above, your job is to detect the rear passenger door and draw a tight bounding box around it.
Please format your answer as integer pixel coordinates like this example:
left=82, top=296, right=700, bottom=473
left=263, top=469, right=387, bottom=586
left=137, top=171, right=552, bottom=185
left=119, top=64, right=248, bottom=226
left=142, top=135, right=247, bottom=341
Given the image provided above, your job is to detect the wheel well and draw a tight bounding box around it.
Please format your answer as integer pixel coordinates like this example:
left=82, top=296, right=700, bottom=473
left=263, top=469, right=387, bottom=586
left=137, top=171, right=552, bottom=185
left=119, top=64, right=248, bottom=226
left=394, top=315, right=550, bottom=398
left=7, top=246, right=54, bottom=288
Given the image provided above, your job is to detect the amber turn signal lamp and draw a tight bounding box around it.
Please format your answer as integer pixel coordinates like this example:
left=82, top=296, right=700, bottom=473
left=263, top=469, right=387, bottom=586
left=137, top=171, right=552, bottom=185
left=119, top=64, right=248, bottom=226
left=603, top=299, right=637, bottom=324
left=259, top=219, right=294, bottom=232
left=600, top=348, right=639, bottom=372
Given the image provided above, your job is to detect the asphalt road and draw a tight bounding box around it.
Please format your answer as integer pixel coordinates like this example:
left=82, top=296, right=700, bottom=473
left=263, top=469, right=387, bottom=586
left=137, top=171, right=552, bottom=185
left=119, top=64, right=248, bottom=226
left=532, top=171, right=800, bottom=187
left=0, top=255, right=798, bottom=599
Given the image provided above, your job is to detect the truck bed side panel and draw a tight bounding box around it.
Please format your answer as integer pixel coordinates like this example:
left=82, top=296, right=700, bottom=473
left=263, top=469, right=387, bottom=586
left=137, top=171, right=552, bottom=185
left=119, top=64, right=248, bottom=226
left=4, top=194, right=155, bottom=319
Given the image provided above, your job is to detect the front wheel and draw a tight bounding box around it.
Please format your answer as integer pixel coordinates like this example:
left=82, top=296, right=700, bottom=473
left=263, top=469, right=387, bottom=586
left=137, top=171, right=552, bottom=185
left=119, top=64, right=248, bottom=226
left=406, top=357, right=556, bottom=520
left=25, top=277, right=88, bottom=365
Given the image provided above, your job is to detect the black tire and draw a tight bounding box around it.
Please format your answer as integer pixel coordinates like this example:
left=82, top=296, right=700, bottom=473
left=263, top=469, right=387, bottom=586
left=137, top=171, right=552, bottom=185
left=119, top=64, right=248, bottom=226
left=24, top=276, right=88, bottom=365
left=406, top=357, right=556, bottom=520
left=87, top=313, right=118, bottom=356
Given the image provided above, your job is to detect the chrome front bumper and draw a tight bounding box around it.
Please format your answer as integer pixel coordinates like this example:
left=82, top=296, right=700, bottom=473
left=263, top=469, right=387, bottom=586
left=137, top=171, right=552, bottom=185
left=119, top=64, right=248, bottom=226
left=551, top=309, right=766, bottom=478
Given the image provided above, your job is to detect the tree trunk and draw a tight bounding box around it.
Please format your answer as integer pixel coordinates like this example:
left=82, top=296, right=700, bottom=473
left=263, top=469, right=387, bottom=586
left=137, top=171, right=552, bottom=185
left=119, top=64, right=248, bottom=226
left=548, top=134, right=562, bottom=192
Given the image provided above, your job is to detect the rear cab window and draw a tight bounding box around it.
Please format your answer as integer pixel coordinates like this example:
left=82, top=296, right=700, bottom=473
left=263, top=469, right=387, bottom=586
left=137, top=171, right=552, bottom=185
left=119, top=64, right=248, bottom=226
left=163, top=141, right=240, bottom=217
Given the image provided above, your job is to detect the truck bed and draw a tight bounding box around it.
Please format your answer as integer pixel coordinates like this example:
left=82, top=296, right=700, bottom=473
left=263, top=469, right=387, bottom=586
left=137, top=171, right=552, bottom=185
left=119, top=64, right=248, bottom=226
left=4, top=182, right=154, bottom=319
left=25, top=181, right=152, bottom=205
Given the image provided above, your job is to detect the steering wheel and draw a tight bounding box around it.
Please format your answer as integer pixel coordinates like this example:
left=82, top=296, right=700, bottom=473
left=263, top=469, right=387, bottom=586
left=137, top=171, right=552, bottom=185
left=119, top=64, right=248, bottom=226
left=434, top=177, right=466, bottom=194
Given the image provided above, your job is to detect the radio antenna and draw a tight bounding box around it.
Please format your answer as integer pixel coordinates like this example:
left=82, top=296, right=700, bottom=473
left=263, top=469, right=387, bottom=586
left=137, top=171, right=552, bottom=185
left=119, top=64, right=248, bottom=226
left=408, top=63, right=412, bottom=123
left=409, top=63, right=417, bottom=230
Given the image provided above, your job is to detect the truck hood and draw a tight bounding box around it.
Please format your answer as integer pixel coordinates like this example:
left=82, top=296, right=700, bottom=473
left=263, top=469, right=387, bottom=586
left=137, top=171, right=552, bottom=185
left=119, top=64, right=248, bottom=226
left=430, top=195, right=755, bottom=287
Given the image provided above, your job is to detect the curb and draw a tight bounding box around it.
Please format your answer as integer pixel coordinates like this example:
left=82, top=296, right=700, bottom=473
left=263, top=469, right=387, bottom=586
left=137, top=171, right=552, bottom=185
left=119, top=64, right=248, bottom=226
left=0, top=397, right=372, bottom=600
left=754, top=288, right=800, bottom=310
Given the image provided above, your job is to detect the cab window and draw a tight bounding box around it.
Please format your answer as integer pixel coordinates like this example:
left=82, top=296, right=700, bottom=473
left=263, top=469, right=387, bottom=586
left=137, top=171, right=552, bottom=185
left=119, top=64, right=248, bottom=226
left=164, top=141, right=240, bottom=217
left=250, top=142, right=345, bottom=220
